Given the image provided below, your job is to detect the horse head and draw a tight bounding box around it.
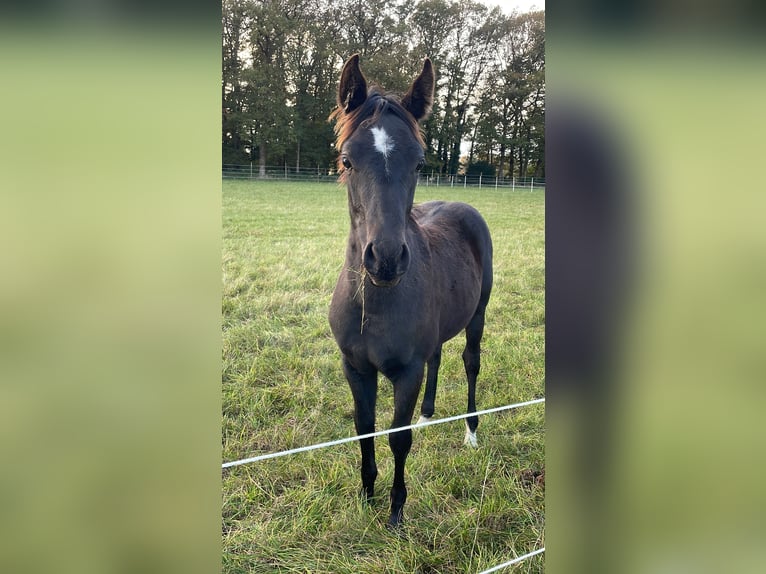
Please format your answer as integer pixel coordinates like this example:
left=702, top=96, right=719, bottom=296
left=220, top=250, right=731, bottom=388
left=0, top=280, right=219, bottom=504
left=331, top=55, right=435, bottom=287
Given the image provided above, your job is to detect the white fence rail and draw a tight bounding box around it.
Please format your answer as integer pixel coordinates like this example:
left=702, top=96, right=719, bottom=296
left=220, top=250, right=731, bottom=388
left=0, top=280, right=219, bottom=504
left=222, top=164, right=545, bottom=190
left=222, top=398, right=545, bottom=469
left=477, top=547, right=546, bottom=573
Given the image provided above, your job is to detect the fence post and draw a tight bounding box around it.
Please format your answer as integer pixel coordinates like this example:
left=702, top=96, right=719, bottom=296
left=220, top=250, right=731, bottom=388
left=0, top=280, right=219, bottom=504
left=464, top=175, right=467, bottom=188
left=451, top=176, right=454, bottom=188
left=479, top=173, right=482, bottom=188
left=530, top=177, right=534, bottom=192
left=512, top=176, right=515, bottom=192
left=495, top=176, right=498, bottom=189
left=250, top=162, right=253, bottom=179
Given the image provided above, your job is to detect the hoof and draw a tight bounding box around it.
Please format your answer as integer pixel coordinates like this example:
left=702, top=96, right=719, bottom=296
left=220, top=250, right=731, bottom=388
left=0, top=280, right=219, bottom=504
left=386, top=515, right=405, bottom=534
left=463, top=421, right=478, bottom=448
left=416, top=414, right=431, bottom=425
left=360, top=487, right=375, bottom=504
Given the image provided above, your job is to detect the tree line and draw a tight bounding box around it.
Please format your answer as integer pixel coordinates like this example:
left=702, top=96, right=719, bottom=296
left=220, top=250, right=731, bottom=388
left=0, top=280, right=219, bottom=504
left=223, top=0, right=544, bottom=179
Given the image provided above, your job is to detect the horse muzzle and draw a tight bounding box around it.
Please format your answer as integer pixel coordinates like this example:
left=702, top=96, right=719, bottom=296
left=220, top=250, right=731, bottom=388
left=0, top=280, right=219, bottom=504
left=363, top=239, right=410, bottom=287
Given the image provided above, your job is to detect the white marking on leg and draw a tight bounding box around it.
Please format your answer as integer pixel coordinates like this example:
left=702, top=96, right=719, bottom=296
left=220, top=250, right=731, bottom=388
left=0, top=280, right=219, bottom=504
left=417, top=415, right=431, bottom=425
left=464, top=420, right=478, bottom=448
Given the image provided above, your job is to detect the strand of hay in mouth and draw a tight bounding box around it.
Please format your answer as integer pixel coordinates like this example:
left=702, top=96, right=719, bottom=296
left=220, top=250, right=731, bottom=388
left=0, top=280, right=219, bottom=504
left=347, top=265, right=367, bottom=334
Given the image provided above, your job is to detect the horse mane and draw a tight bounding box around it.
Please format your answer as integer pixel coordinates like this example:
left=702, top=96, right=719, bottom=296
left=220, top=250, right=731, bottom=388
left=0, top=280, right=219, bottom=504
left=329, top=88, right=426, bottom=178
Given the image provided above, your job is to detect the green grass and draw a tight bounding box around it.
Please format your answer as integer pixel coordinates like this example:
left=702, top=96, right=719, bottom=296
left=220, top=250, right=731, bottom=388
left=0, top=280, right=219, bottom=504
left=222, top=179, right=545, bottom=573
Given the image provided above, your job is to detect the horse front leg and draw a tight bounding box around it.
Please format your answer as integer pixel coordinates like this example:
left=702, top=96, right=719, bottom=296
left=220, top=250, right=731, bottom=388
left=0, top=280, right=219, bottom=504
left=342, top=357, right=378, bottom=502
left=387, top=363, right=424, bottom=527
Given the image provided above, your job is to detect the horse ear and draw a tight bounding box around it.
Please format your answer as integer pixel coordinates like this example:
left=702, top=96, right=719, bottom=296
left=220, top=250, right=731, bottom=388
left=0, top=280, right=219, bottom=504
left=402, top=58, right=435, bottom=121
left=338, top=54, right=368, bottom=113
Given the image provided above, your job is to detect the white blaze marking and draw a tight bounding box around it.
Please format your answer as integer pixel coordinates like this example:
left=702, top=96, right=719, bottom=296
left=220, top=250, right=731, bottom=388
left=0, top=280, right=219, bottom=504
left=464, top=420, right=478, bottom=448
left=370, top=126, right=394, bottom=164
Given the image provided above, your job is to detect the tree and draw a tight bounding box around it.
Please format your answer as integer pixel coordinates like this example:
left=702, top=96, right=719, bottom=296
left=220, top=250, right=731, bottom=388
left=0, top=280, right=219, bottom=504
left=434, top=0, right=505, bottom=174
left=243, top=0, right=299, bottom=175
left=333, top=0, right=416, bottom=91
left=410, top=0, right=460, bottom=169
left=283, top=0, right=341, bottom=170
left=496, top=10, right=545, bottom=179
left=222, top=0, right=252, bottom=165
left=466, top=9, right=545, bottom=179
left=221, top=1, right=545, bottom=179
left=465, top=160, right=496, bottom=177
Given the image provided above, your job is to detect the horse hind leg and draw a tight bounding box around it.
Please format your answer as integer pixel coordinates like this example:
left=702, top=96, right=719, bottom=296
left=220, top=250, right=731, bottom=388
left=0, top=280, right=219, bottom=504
left=462, top=304, right=486, bottom=448
left=418, top=344, right=442, bottom=424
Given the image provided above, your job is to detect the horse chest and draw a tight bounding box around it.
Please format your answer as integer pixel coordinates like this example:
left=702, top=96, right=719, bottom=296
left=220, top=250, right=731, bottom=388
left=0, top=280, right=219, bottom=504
left=329, top=287, right=437, bottom=371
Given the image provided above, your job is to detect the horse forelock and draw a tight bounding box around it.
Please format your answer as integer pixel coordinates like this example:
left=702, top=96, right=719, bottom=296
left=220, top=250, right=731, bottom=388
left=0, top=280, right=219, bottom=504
left=329, top=89, right=425, bottom=179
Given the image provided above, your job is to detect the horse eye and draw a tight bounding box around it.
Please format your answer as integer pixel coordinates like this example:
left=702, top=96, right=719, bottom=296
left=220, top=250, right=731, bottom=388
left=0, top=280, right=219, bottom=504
left=342, top=156, right=352, bottom=170
left=416, top=158, right=425, bottom=172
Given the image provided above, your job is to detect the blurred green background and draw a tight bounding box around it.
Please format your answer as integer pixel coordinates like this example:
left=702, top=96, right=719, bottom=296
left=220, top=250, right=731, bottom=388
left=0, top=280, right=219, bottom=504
left=0, top=16, right=221, bottom=574
left=547, top=2, right=766, bottom=573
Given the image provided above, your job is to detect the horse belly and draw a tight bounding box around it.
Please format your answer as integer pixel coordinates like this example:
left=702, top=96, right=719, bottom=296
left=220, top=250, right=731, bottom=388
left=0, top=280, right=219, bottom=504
left=433, top=251, right=483, bottom=342
left=416, top=204, right=489, bottom=344
left=439, top=284, right=481, bottom=342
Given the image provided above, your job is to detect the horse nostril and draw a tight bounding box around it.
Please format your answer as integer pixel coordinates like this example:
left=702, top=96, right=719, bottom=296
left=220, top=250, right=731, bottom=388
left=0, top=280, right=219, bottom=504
left=363, top=242, right=376, bottom=270
left=400, top=243, right=410, bottom=270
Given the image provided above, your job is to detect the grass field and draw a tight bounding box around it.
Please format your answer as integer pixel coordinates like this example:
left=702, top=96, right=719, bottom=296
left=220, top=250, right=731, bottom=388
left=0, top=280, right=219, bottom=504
left=222, top=179, right=545, bottom=573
